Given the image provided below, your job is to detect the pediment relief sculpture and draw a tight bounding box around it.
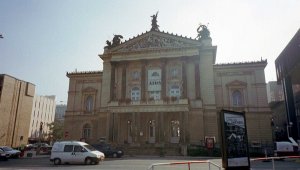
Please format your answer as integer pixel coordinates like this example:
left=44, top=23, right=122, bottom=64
left=116, top=34, right=197, bottom=52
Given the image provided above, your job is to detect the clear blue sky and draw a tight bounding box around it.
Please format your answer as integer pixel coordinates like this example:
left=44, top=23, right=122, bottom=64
left=1, top=0, right=299, bottom=103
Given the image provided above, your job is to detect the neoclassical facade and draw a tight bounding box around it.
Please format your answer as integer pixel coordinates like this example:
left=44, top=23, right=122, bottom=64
left=65, top=19, right=272, bottom=154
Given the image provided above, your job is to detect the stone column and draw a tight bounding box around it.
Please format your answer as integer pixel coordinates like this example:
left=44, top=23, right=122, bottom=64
left=161, top=59, right=167, bottom=100
left=110, top=62, right=116, bottom=101
left=132, top=113, right=137, bottom=143
left=195, top=61, right=201, bottom=99
left=181, top=57, right=187, bottom=99
left=141, top=60, right=147, bottom=101
left=137, top=112, right=141, bottom=145
left=156, top=113, right=159, bottom=143
left=108, top=112, right=115, bottom=143
left=121, top=62, right=127, bottom=100
left=159, top=112, right=165, bottom=144
left=180, top=112, right=185, bottom=143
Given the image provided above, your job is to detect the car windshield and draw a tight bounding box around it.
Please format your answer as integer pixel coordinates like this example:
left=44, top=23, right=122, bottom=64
left=84, top=144, right=97, bottom=151
left=2, top=146, right=13, bottom=151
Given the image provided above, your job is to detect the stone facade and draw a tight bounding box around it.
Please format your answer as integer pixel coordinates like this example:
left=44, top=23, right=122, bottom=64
left=65, top=27, right=272, bottom=154
left=0, top=74, right=35, bottom=147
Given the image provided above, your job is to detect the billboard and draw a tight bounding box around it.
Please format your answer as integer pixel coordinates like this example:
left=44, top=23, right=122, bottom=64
left=220, top=110, right=250, bottom=170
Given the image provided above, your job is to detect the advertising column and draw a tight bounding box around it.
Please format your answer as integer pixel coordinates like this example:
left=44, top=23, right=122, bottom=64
left=220, top=110, right=250, bottom=170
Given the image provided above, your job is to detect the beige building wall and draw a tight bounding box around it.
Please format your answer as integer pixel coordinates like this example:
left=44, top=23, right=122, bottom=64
left=214, top=61, right=272, bottom=145
left=28, top=95, right=56, bottom=141
left=65, top=71, right=103, bottom=143
left=0, top=74, right=35, bottom=147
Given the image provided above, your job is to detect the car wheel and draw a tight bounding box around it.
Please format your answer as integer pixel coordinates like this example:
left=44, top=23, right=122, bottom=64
left=112, top=153, right=118, bottom=158
left=54, top=158, right=61, bottom=165
left=85, top=157, right=92, bottom=165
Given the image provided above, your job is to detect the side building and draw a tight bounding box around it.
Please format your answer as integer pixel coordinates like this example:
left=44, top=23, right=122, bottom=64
left=28, top=95, right=56, bottom=144
left=275, top=28, right=300, bottom=140
left=0, top=74, right=35, bottom=147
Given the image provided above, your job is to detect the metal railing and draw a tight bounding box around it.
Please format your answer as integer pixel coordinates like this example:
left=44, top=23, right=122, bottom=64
left=250, top=155, right=300, bottom=170
left=147, top=155, right=300, bottom=170
left=147, top=160, right=222, bottom=170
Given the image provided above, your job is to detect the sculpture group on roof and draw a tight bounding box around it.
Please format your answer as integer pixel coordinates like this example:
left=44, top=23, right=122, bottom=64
left=150, top=11, right=159, bottom=31
left=105, top=34, right=123, bottom=49
left=196, top=24, right=210, bottom=40
left=104, top=13, right=212, bottom=50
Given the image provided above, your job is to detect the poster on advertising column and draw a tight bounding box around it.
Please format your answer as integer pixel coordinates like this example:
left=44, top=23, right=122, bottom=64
left=220, top=110, right=250, bottom=170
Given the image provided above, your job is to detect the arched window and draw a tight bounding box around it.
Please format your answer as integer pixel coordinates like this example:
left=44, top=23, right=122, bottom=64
left=82, top=124, right=91, bottom=139
left=169, top=85, right=180, bottom=98
left=131, top=87, right=140, bottom=101
left=232, top=90, right=243, bottom=106
left=85, top=95, right=93, bottom=112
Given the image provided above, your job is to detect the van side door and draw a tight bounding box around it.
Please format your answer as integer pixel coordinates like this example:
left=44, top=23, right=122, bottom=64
left=73, top=145, right=87, bottom=163
left=63, top=145, right=74, bottom=163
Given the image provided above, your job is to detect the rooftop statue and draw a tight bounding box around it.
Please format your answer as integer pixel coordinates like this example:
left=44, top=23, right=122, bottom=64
left=196, top=24, right=210, bottom=40
left=105, top=34, right=123, bottom=49
left=150, top=12, right=159, bottom=31
left=112, top=35, right=123, bottom=45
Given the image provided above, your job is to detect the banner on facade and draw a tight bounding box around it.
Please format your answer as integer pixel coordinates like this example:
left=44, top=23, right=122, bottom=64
left=220, top=110, right=250, bottom=170
left=147, top=69, right=161, bottom=91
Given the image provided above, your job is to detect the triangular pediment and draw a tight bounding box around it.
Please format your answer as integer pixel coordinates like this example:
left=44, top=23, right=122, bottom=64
left=110, top=31, right=200, bottom=53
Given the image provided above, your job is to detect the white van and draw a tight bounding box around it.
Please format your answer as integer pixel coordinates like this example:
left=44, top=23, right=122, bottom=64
left=274, top=138, right=299, bottom=157
left=50, top=141, right=105, bottom=165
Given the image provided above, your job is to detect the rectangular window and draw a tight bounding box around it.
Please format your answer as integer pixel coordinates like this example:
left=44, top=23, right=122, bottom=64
left=74, top=145, right=83, bottom=152
left=64, top=145, right=73, bottom=152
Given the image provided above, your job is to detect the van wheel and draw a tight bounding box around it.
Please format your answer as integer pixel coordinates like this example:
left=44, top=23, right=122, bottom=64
left=112, top=153, right=118, bottom=158
left=85, top=157, right=92, bottom=165
left=54, top=158, right=61, bottom=165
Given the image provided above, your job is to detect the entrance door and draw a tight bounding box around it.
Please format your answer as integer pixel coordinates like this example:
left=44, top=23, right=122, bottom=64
left=127, top=120, right=133, bottom=143
left=170, top=120, right=180, bottom=143
left=149, top=120, right=156, bottom=143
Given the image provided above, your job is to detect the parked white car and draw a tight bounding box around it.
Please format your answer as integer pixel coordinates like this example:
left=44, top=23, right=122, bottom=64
left=50, top=141, right=105, bottom=165
left=0, top=146, right=21, bottom=158
left=0, top=148, right=9, bottom=161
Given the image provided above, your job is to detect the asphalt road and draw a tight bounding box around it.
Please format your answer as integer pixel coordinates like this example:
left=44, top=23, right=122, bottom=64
left=0, top=156, right=300, bottom=170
